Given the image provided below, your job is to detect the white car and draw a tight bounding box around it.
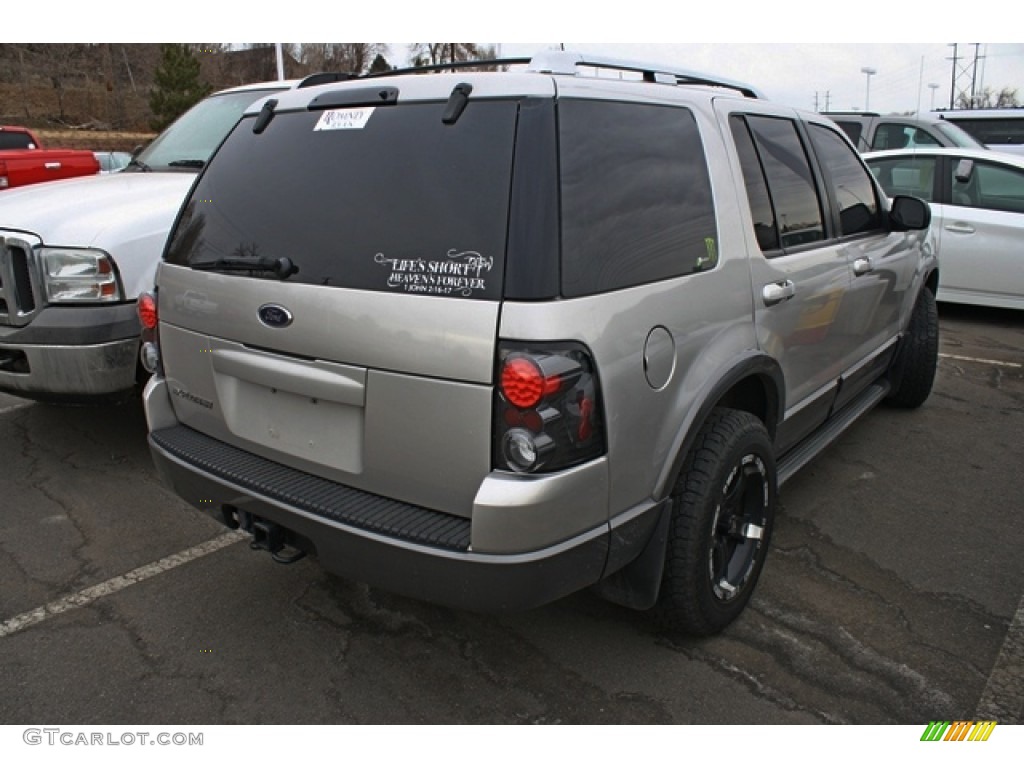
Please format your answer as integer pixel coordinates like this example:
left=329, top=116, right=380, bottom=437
left=93, top=150, right=132, bottom=173
left=866, top=147, right=1024, bottom=310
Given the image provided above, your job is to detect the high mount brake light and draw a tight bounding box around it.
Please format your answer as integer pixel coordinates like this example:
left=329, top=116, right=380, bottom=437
left=494, top=345, right=605, bottom=474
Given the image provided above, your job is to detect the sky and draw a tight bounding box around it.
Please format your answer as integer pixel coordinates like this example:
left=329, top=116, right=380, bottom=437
left=390, top=42, right=1024, bottom=115
left=11, top=3, right=1023, bottom=117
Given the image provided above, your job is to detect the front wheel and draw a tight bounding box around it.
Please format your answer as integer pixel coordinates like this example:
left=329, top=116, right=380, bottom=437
left=654, top=408, right=777, bottom=636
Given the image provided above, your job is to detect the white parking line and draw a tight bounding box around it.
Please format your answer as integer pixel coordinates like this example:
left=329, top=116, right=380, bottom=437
left=0, top=530, right=246, bottom=639
left=939, top=352, right=1022, bottom=369
left=976, top=592, right=1024, bottom=722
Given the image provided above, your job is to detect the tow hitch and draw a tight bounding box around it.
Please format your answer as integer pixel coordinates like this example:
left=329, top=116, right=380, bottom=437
left=229, top=507, right=307, bottom=565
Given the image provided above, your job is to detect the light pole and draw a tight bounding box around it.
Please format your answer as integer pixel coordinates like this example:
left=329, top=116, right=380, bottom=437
left=928, top=82, right=940, bottom=111
left=861, top=67, right=877, bottom=111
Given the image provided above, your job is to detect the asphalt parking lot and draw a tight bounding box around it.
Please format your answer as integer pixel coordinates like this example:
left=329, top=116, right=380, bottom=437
left=0, top=302, right=1021, bottom=726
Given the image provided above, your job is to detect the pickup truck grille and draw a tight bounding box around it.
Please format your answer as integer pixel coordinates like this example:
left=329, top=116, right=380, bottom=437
left=0, top=240, right=37, bottom=326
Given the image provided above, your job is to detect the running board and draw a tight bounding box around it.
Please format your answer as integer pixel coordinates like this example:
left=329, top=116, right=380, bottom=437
left=777, top=381, right=890, bottom=486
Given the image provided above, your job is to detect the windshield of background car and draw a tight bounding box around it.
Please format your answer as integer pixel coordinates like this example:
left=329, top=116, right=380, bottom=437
left=135, top=88, right=283, bottom=171
left=164, top=100, right=517, bottom=300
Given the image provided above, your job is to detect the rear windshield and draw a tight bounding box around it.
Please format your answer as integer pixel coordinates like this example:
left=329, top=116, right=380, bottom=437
left=165, top=100, right=517, bottom=301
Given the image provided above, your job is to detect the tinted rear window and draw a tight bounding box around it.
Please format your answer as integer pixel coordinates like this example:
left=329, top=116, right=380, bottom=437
left=166, top=100, right=518, bottom=300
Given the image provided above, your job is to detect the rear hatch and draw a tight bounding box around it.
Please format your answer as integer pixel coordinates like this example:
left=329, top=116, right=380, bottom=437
left=156, top=76, right=543, bottom=517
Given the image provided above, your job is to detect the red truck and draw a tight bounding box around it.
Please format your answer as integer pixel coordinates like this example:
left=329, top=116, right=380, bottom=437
left=0, top=125, right=100, bottom=190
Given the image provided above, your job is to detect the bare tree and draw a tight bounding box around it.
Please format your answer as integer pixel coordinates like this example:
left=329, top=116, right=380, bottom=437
left=956, top=86, right=1021, bottom=109
left=298, top=44, right=389, bottom=75
left=408, top=44, right=497, bottom=68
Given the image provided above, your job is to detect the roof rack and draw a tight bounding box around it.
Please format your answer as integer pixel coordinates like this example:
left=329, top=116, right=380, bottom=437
left=298, top=50, right=763, bottom=99
left=526, top=51, right=762, bottom=98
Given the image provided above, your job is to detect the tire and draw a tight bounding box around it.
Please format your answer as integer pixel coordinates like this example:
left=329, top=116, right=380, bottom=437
left=654, top=408, right=777, bottom=636
left=887, top=288, right=938, bottom=409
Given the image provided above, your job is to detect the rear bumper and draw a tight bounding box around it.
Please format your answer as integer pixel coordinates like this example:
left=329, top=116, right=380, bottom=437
left=144, top=379, right=664, bottom=613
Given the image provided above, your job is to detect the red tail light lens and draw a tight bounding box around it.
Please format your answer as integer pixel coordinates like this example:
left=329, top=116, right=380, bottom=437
left=494, top=344, right=605, bottom=474
left=137, top=292, right=158, bottom=330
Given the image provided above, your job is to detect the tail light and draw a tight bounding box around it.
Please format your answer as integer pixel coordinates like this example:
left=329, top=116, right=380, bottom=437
left=494, top=342, right=606, bottom=474
left=137, top=291, right=161, bottom=374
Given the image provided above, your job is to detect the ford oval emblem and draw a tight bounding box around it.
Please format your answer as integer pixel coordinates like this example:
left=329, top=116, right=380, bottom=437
left=257, top=304, right=293, bottom=329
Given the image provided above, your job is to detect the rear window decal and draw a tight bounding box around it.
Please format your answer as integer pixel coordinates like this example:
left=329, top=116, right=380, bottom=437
left=375, top=249, right=494, bottom=297
left=314, top=107, right=376, bottom=131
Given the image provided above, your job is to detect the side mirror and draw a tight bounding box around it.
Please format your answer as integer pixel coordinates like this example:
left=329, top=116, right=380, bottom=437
left=889, top=195, right=931, bottom=231
left=954, top=158, right=974, bottom=184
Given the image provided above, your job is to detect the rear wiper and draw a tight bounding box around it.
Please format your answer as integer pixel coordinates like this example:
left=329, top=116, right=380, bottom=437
left=168, top=159, right=206, bottom=168
left=190, top=256, right=299, bottom=280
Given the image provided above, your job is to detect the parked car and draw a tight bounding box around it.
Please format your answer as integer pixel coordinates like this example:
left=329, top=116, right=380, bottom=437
left=141, top=51, right=936, bottom=636
left=933, top=108, right=1024, bottom=157
left=94, top=150, right=132, bottom=173
left=824, top=111, right=987, bottom=153
left=0, top=125, right=100, bottom=189
left=866, top=147, right=1024, bottom=310
left=0, top=80, right=296, bottom=402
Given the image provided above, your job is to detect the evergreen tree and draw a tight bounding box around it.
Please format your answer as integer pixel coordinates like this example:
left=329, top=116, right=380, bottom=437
left=149, top=44, right=210, bottom=131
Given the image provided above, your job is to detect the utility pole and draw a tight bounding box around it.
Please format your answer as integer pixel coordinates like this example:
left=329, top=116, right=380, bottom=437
left=949, top=43, right=985, bottom=109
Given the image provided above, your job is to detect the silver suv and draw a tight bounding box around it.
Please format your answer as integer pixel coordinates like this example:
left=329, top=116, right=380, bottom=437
left=141, top=51, right=937, bottom=635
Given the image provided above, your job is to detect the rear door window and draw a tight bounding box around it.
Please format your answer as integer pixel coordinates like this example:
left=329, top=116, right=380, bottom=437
left=732, top=114, right=826, bottom=253
left=166, top=100, right=518, bottom=300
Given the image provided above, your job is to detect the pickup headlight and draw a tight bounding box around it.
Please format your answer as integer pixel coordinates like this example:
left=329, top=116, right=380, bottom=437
left=40, top=247, right=123, bottom=303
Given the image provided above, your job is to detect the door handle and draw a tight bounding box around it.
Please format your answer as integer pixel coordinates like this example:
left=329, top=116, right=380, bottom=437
left=762, top=280, right=796, bottom=306
left=944, top=223, right=976, bottom=234
left=853, top=257, right=874, bottom=276
left=44, top=162, right=62, bottom=170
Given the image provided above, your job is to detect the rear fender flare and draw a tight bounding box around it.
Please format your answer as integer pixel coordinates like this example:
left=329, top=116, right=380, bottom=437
left=653, top=353, right=784, bottom=502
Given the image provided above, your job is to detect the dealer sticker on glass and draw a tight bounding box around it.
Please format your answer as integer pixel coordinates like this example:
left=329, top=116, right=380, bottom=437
left=314, top=107, right=375, bottom=131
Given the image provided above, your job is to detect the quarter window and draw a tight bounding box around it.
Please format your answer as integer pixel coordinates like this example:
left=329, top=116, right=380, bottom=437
left=559, top=101, right=718, bottom=297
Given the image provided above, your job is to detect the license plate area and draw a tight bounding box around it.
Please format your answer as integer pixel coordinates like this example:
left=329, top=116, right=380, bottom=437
left=211, top=347, right=366, bottom=473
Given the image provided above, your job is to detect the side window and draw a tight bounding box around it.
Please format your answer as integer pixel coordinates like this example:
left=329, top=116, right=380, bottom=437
left=951, top=118, right=1024, bottom=146
left=872, top=123, right=911, bottom=150
left=908, top=128, right=941, bottom=147
left=730, top=115, right=779, bottom=251
left=954, top=160, right=1024, bottom=214
left=559, top=101, right=718, bottom=297
left=734, top=114, right=826, bottom=253
left=866, top=156, right=937, bottom=202
left=808, top=123, right=883, bottom=236
left=834, top=121, right=863, bottom=147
